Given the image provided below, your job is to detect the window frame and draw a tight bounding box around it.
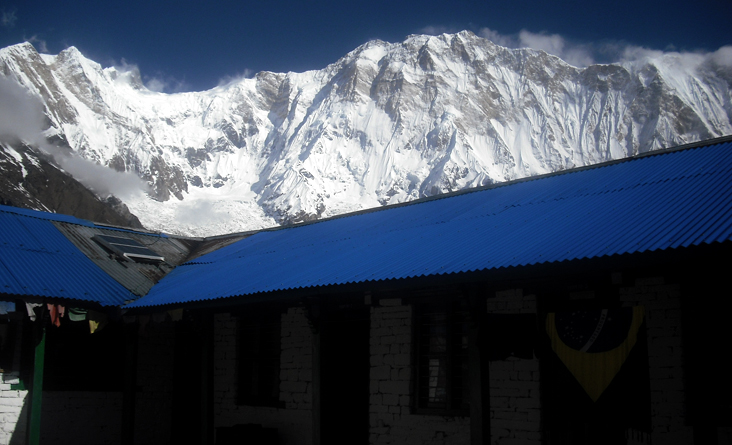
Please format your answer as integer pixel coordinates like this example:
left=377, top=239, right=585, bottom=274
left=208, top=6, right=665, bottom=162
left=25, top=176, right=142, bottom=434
left=413, top=299, right=471, bottom=416
left=236, top=311, right=283, bottom=408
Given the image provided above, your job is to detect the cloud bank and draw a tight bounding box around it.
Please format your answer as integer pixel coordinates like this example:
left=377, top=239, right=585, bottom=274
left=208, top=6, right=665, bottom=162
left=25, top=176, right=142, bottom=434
left=0, top=76, right=149, bottom=199
left=108, top=59, right=191, bottom=93
left=216, top=69, right=255, bottom=88
left=472, top=27, right=732, bottom=70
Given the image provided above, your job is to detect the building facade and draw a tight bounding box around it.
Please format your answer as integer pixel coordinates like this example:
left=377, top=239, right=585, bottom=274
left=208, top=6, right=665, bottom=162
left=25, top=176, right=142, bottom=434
left=1, top=136, right=732, bottom=444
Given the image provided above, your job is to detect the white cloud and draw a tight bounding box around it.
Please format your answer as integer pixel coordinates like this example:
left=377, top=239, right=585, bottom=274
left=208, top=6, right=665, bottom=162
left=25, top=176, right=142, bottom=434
left=0, top=76, right=149, bottom=199
left=145, top=77, right=167, bottom=93
left=24, top=35, right=48, bottom=53
left=420, top=25, right=458, bottom=36
left=54, top=153, right=148, bottom=199
left=518, top=30, right=566, bottom=57
left=144, top=75, right=190, bottom=93
left=477, top=27, right=729, bottom=70
left=618, top=45, right=665, bottom=63
left=477, top=28, right=518, bottom=48
left=0, top=77, right=46, bottom=143
left=113, top=58, right=141, bottom=75
left=216, top=69, right=255, bottom=87
left=1, top=9, right=17, bottom=28
left=108, top=59, right=190, bottom=93
left=710, top=46, right=732, bottom=68
left=479, top=27, right=595, bottom=67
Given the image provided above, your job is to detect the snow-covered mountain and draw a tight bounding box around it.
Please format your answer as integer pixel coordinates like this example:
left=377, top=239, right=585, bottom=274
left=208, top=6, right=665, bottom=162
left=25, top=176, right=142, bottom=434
left=1, top=31, right=731, bottom=236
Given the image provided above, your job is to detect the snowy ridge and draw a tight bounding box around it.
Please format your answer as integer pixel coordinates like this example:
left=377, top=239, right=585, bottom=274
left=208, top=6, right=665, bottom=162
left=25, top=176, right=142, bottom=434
left=1, top=31, right=731, bottom=236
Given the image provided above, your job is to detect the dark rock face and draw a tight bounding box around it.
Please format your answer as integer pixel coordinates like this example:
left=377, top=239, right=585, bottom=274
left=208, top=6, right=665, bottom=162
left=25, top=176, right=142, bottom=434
left=0, top=143, right=143, bottom=228
left=142, top=155, right=188, bottom=201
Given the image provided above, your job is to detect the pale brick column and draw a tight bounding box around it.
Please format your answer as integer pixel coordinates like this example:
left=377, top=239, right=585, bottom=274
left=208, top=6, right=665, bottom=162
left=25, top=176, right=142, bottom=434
left=486, top=289, right=542, bottom=445
left=0, top=373, right=27, bottom=445
left=620, top=277, right=693, bottom=444
left=279, top=307, right=313, bottom=411
left=369, top=298, right=469, bottom=445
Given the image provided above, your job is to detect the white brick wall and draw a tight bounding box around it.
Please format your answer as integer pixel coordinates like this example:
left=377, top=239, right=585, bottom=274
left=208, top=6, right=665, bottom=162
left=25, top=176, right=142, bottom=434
left=280, top=308, right=313, bottom=413
left=488, top=289, right=536, bottom=314
left=369, top=299, right=470, bottom=445
left=0, top=374, right=26, bottom=445
left=487, top=358, right=541, bottom=445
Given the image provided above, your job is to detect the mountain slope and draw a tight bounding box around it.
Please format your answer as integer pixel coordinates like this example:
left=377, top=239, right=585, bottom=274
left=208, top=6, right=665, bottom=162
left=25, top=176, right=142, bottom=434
left=0, top=142, right=142, bottom=227
left=1, top=31, right=730, bottom=236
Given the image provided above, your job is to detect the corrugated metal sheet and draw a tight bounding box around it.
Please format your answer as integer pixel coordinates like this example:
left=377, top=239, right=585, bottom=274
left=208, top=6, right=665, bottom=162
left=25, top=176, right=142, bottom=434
left=128, top=138, right=732, bottom=308
left=54, top=222, right=193, bottom=298
left=0, top=207, right=133, bottom=305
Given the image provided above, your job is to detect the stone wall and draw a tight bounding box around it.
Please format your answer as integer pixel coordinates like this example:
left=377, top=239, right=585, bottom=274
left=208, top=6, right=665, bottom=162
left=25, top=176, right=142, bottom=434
left=486, top=289, right=542, bottom=445
left=214, top=308, right=313, bottom=445
left=369, top=298, right=470, bottom=445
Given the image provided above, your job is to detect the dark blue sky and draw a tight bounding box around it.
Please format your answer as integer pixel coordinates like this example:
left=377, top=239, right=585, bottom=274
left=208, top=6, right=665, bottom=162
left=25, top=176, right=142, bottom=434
left=1, top=0, right=730, bottom=92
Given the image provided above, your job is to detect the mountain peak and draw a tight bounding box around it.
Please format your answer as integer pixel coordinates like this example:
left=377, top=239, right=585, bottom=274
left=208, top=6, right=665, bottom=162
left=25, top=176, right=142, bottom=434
left=1, top=36, right=730, bottom=236
left=0, top=41, right=38, bottom=57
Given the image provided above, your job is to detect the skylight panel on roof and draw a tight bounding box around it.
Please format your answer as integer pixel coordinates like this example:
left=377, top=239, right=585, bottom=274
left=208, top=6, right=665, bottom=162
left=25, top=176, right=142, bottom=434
left=92, top=235, right=165, bottom=263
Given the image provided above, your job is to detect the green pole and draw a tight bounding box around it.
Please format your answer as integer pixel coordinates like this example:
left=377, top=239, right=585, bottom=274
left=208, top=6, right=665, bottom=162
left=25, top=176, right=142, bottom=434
left=29, top=323, right=46, bottom=445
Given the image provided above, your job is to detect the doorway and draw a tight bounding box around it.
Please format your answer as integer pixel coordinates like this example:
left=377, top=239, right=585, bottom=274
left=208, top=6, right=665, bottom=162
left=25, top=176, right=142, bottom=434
left=320, top=306, right=370, bottom=445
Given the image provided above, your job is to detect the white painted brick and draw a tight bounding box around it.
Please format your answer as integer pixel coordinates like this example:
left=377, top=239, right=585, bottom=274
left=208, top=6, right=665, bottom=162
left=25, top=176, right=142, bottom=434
left=0, top=398, right=22, bottom=407
left=0, top=405, right=21, bottom=414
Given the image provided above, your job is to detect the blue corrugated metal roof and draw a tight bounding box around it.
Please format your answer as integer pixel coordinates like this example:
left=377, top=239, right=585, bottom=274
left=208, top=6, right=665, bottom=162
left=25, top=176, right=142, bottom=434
left=0, top=206, right=135, bottom=306
left=129, top=138, right=732, bottom=308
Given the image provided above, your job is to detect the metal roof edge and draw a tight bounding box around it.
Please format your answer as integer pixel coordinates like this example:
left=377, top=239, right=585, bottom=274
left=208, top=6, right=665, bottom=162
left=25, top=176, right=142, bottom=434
left=123, top=239, right=732, bottom=311
left=0, top=204, right=96, bottom=227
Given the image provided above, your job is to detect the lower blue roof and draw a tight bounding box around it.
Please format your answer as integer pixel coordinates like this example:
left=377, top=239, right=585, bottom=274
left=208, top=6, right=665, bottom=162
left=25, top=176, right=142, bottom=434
left=128, top=138, right=732, bottom=308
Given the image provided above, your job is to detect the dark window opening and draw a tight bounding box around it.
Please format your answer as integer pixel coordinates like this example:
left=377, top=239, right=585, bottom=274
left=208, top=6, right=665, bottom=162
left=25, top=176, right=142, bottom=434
left=0, top=316, right=18, bottom=373
left=237, top=313, right=281, bottom=407
left=415, top=300, right=470, bottom=415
